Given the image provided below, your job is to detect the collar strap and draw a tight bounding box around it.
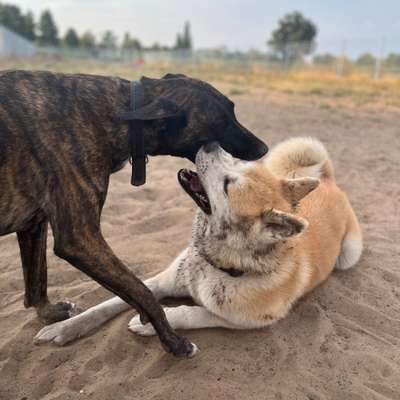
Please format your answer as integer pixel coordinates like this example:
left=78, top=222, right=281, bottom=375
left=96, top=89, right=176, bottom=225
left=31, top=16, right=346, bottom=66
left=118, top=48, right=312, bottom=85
left=119, top=80, right=147, bottom=186
left=218, top=266, right=244, bottom=277
left=200, top=252, right=244, bottom=278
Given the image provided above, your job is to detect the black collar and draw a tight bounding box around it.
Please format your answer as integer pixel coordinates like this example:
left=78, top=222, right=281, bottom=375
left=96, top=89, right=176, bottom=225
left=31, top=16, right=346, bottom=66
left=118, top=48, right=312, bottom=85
left=218, top=267, right=244, bottom=277
left=201, top=252, right=244, bottom=278
left=118, top=80, right=147, bottom=186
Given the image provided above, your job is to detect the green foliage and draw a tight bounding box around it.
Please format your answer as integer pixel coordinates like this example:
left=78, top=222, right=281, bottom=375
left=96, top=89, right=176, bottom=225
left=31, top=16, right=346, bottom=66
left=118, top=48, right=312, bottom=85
left=63, top=28, right=80, bottom=48
left=268, top=11, right=317, bottom=61
left=0, top=3, right=36, bottom=41
left=356, top=53, right=376, bottom=66
left=0, top=3, right=195, bottom=53
left=313, top=53, right=336, bottom=65
left=122, top=32, right=142, bottom=51
left=21, top=11, right=35, bottom=41
left=385, top=53, right=400, bottom=68
left=150, top=42, right=161, bottom=51
left=38, top=9, right=59, bottom=46
left=80, top=31, right=96, bottom=50
left=175, top=33, right=183, bottom=49
left=99, top=30, right=117, bottom=49
left=183, top=21, right=192, bottom=49
left=175, top=21, right=192, bottom=50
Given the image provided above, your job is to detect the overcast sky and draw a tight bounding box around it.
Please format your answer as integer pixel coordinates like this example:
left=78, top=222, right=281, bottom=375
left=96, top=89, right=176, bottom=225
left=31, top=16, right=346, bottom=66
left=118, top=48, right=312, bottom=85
left=9, top=0, right=400, bottom=55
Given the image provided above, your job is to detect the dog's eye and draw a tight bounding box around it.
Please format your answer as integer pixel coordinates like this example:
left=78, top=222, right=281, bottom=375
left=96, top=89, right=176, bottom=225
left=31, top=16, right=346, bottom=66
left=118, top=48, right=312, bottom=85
left=223, top=177, right=231, bottom=195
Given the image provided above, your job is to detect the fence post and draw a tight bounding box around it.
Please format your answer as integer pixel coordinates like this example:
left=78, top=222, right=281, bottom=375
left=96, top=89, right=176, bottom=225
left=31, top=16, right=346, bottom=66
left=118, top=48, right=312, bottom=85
left=373, top=37, right=385, bottom=80
left=282, top=44, right=289, bottom=73
left=336, top=40, right=346, bottom=77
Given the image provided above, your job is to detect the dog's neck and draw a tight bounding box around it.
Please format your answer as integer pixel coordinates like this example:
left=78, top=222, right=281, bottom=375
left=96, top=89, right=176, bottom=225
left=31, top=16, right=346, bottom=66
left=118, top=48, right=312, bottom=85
left=94, top=78, right=160, bottom=173
left=192, top=211, right=288, bottom=276
left=196, top=241, right=282, bottom=276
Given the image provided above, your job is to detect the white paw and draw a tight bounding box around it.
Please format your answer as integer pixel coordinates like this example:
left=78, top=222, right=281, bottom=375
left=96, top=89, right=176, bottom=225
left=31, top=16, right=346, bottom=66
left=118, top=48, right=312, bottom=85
left=128, top=315, right=156, bottom=336
left=34, top=320, right=82, bottom=346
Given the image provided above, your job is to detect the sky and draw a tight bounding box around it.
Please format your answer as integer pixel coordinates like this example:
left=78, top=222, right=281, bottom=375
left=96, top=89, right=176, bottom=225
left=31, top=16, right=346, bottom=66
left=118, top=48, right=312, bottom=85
left=8, top=0, right=400, bottom=56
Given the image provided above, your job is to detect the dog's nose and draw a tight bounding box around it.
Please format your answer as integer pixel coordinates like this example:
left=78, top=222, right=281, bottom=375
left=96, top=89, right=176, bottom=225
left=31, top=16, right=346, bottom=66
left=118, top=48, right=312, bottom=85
left=203, top=141, right=220, bottom=153
left=248, top=142, right=268, bottom=161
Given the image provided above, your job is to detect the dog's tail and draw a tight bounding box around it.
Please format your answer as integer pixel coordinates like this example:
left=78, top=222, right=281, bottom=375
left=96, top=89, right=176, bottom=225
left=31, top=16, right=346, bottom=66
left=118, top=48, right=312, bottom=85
left=264, top=137, right=335, bottom=181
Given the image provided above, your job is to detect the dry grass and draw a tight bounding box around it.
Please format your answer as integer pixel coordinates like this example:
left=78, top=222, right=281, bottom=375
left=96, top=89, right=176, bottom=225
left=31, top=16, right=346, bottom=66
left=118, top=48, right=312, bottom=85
left=2, top=57, right=400, bottom=108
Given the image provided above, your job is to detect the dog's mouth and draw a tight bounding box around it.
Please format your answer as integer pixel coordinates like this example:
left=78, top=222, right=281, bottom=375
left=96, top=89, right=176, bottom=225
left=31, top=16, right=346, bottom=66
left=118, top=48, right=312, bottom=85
left=178, top=169, right=211, bottom=215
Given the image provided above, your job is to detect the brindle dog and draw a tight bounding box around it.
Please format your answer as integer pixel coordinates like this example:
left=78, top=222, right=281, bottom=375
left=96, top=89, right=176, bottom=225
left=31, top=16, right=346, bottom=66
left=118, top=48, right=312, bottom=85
left=0, top=70, right=267, bottom=357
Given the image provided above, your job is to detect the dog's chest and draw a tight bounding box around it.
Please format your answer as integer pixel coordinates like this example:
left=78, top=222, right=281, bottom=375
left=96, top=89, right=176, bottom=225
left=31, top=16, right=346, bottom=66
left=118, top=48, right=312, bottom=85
left=178, top=250, right=240, bottom=307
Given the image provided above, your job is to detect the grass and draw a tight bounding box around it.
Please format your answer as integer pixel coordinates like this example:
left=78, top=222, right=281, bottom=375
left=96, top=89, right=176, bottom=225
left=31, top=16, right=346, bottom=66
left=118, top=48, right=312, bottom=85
left=2, top=57, right=400, bottom=108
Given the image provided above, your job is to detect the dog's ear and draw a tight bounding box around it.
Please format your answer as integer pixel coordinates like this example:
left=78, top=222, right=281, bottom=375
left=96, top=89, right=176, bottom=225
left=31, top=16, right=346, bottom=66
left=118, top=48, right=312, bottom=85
left=281, top=177, right=319, bottom=207
left=262, top=209, right=308, bottom=239
left=128, top=98, right=183, bottom=121
left=162, top=73, right=187, bottom=80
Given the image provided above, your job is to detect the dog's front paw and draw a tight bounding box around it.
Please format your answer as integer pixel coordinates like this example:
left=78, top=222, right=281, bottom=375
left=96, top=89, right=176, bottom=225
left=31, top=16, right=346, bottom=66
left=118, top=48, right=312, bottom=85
left=34, top=319, right=82, bottom=346
left=128, top=315, right=156, bottom=336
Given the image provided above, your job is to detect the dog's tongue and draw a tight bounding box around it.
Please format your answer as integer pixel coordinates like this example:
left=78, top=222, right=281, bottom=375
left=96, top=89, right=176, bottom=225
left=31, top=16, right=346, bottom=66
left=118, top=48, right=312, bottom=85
left=190, top=174, right=203, bottom=192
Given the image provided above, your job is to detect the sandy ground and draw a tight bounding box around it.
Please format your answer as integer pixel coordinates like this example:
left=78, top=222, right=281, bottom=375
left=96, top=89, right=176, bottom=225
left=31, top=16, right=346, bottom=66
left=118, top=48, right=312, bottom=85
left=0, top=88, right=399, bottom=400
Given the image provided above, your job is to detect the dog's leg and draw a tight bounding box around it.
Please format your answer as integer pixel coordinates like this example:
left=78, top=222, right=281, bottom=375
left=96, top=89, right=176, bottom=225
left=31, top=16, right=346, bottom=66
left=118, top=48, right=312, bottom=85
left=129, top=305, right=241, bottom=336
left=51, top=216, right=196, bottom=357
left=17, top=220, right=76, bottom=324
left=143, top=249, right=190, bottom=299
left=34, top=296, right=130, bottom=345
left=34, top=249, right=190, bottom=345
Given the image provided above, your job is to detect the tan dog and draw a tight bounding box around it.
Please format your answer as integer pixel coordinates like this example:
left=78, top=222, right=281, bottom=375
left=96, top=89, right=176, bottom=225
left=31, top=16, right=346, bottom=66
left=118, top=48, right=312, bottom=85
left=35, top=138, right=362, bottom=345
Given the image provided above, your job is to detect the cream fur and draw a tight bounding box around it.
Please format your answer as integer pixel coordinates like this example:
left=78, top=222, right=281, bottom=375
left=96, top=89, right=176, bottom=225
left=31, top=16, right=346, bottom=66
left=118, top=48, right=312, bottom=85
left=265, top=136, right=335, bottom=180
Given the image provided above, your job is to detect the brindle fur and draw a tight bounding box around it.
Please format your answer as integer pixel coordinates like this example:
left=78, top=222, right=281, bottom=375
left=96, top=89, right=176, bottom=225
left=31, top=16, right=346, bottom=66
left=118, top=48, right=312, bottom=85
left=0, top=70, right=267, bottom=357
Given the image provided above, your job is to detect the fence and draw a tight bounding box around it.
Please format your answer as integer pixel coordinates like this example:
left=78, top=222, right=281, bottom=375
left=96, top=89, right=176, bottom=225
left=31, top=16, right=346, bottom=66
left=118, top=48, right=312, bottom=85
left=35, top=41, right=400, bottom=79
left=2, top=32, right=400, bottom=79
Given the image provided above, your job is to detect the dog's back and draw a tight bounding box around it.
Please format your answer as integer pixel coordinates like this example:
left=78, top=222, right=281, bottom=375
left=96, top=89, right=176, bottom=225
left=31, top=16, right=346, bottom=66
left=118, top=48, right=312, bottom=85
left=265, top=137, right=362, bottom=292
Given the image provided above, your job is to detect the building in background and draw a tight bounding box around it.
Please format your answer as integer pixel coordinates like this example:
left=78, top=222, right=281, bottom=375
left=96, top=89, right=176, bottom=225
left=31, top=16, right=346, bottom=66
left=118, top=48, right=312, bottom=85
left=0, top=25, right=36, bottom=58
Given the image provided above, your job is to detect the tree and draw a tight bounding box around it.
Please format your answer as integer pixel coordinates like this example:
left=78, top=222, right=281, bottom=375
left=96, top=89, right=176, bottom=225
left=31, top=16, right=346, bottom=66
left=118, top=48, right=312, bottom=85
left=0, top=4, right=36, bottom=41
left=20, top=10, right=35, bottom=41
left=182, top=21, right=192, bottom=49
left=355, top=53, right=376, bottom=66
left=268, top=11, right=317, bottom=61
left=175, top=33, right=183, bottom=49
left=174, top=21, right=193, bottom=50
left=63, top=28, right=80, bottom=48
left=80, top=31, right=96, bottom=50
left=122, top=32, right=142, bottom=51
left=150, top=42, right=161, bottom=51
left=313, top=53, right=336, bottom=65
left=99, top=30, right=117, bottom=49
left=386, top=53, right=400, bottom=68
left=38, top=10, right=59, bottom=46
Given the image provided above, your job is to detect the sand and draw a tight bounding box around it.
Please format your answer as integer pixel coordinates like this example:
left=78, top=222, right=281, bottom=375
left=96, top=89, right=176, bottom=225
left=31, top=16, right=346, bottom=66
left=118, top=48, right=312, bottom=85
left=0, top=88, right=399, bottom=400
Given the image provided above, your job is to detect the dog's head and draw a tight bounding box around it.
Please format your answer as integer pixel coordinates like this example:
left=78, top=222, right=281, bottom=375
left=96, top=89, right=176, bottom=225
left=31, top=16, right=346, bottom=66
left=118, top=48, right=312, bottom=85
left=178, top=143, right=319, bottom=270
left=129, top=74, right=268, bottom=162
